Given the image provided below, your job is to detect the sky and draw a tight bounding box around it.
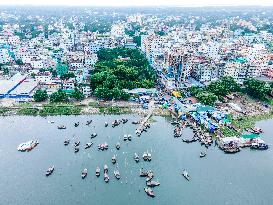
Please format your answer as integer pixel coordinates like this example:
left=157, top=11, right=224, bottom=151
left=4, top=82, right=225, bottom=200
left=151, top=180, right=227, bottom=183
left=0, top=0, right=272, bottom=7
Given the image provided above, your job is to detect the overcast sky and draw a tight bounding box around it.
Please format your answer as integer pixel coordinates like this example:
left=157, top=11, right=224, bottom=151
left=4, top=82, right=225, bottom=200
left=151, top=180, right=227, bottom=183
left=0, top=0, right=272, bottom=7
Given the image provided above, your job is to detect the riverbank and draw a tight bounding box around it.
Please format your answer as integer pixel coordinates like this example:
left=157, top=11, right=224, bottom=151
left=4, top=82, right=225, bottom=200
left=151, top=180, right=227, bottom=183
left=0, top=102, right=171, bottom=117
left=220, top=111, right=273, bottom=137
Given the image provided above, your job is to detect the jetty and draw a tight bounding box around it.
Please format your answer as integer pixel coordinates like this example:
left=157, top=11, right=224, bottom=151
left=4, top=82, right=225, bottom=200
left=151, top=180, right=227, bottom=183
left=135, top=101, right=154, bottom=135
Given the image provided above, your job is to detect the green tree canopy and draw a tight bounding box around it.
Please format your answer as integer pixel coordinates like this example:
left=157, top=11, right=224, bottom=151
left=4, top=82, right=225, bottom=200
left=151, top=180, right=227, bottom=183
left=91, top=48, right=156, bottom=100
left=50, top=90, right=69, bottom=103
left=71, top=88, right=84, bottom=101
left=244, top=79, right=271, bottom=100
left=33, top=89, right=48, bottom=102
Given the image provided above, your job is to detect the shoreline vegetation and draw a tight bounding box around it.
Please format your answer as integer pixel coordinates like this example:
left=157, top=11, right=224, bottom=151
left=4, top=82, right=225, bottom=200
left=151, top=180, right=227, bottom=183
left=220, top=111, right=273, bottom=137
left=0, top=102, right=171, bottom=117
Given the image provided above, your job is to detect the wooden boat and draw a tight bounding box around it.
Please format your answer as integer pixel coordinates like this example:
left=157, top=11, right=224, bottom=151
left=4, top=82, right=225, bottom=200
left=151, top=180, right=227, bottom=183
left=74, top=122, right=80, bottom=127
left=143, top=152, right=148, bottom=161
left=134, top=153, right=140, bottom=162
left=123, top=135, right=128, bottom=141
left=81, top=168, right=88, bottom=179
left=144, top=187, right=155, bottom=198
left=140, top=169, right=148, bottom=177
left=86, top=120, right=92, bottom=125
left=200, top=152, right=206, bottom=158
left=57, top=125, right=66, bottom=129
left=115, top=142, right=120, bottom=150
left=90, top=133, right=97, bottom=139
left=74, top=141, right=80, bottom=147
left=114, top=170, right=121, bottom=180
left=105, top=122, right=108, bottom=127
left=112, top=155, right=116, bottom=164
left=104, top=172, right=109, bottom=183
left=146, top=180, right=160, bottom=187
left=182, top=169, right=190, bottom=181
left=95, top=166, right=100, bottom=177
left=46, top=165, right=54, bottom=176
left=74, top=146, right=80, bottom=153
left=85, top=142, right=93, bottom=149
left=104, top=164, right=108, bottom=173
left=128, top=134, right=132, bottom=141
left=64, top=139, right=70, bottom=146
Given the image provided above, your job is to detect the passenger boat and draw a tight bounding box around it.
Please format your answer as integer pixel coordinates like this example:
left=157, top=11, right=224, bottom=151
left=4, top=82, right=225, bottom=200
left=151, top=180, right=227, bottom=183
left=134, top=153, right=140, bottom=162
left=146, top=180, right=160, bottom=187
left=200, top=152, right=206, bottom=158
left=112, top=155, right=117, bottom=164
left=64, top=139, right=70, bottom=146
left=144, top=187, right=155, bottom=198
left=115, top=142, right=121, bottom=150
left=182, top=169, right=190, bottom=181
left=74, top=122, right=80, bottom=127
left=81, top=168, right=88, bottom=179
left=57, top=125, right=66, bottom=129
left=123, top=134, right=128, bottom=141
left=104, top=172, right=109, bottom=183
left=104, top=164, right=108, bottom=173
left=46, top=165, right=54, bottom=176
left=85, top=142, right=93, bottom=149
left=17, top=140, right=39, bottom=152
left=128, top=134, right=132, bottom=141
left=114, top=170, right=121, bottom=180
left=250, top=142, right=268, bottom=150
left=96, top=166, right=100, bottom=177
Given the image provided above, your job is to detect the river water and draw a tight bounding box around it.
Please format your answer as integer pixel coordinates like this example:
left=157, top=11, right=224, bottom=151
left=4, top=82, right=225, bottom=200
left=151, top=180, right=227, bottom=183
left=0, top=115, right=273, bottom=205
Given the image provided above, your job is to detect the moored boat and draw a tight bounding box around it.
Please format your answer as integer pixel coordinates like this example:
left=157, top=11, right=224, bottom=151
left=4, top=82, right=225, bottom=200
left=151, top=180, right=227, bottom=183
left=128, top=134, right=132, bottom=141
left=144, top=187, right=155, bottom=198
left=96, top=166, right=100, bottom=177
left=112, top=155, right=117, bottom=164
left=114, top=170, right=121, bottom=180
left=74, top=146, right=80, bottom=153
left=17, top=140, right=39, bottom=152
left=74, top=122, right=80, bottom=127
left=104, top=164, right=108, bottom=173
left=104, top=172, right=109, bottom=183
left=115, top=142, right=120, bottom=150
left=81, top=168, right=88, bottom=179
left=143, top=152, right=148, bottom=161
left=146, top=180, right=160, bottom=187
left=123, top=134, right=128, bottom=141
left=134, top=153, right=140, bottom=162
left=105, top=122, right=108, bottom=127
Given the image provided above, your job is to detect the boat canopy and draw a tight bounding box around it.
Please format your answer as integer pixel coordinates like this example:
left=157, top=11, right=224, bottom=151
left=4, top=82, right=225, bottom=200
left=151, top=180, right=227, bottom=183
left=242, top=133, right=259, bottom=139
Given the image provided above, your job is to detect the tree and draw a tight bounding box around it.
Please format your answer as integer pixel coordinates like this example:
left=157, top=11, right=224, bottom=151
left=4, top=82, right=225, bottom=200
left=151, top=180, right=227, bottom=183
left=50, top=90, right=69, bottom=103
left=196, top=92, right=218, bottom=106
left=60, top=72, right=75, bottom=80
left=71, top=88, right=84, bottom=101
left=33, top=89, right=48, bottom=102
left=244, top=79, right=271, bottom=100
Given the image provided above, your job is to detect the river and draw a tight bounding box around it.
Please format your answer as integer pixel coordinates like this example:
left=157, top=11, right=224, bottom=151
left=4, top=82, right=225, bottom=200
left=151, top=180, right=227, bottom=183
left=0, top=115, right=273, bottom=205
